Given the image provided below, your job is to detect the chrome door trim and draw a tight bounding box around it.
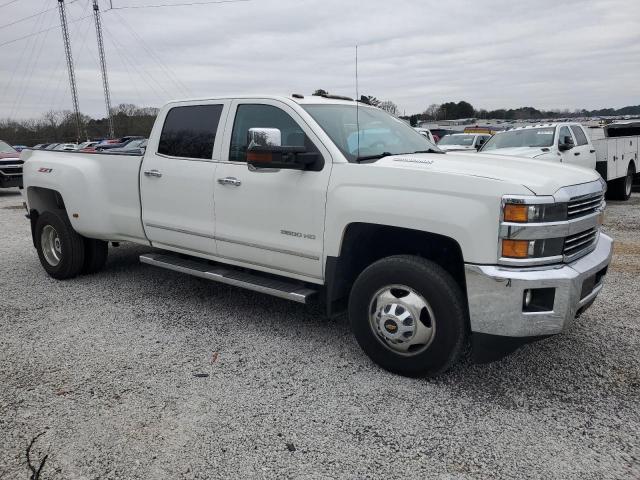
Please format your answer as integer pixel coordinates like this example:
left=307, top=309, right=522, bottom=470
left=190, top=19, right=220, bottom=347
left=144, top=223, right=320, bottom=260
left=215, top=236, right=320, bottom=260
left=144, top=223, right=216, bottom=239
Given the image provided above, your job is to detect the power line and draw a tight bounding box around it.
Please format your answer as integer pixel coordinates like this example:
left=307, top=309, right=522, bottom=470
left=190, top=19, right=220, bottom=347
left=0, top=13, right=92, bottom=49
left=0, top=0, right=78, bottom=31
left=0, top=0, right=20, bottom=9
left=108, top=0, right=250, bottom=10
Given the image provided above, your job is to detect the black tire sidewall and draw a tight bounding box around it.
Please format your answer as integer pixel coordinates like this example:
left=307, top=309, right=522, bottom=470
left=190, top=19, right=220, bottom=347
left=35, top=211, right=85, bottom=279
left=349, top=256, right=467, bottom=377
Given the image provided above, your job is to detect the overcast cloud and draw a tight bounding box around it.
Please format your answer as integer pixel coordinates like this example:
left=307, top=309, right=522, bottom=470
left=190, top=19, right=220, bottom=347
left=1, top=0, right=639, bottom=119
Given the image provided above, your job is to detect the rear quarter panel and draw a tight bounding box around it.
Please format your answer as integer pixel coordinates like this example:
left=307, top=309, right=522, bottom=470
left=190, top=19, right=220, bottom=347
left=22, top=149, right=147, bottom=242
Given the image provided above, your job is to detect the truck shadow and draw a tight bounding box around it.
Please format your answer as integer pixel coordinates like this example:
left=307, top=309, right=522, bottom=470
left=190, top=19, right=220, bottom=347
left=101, top=242, right=636, bottom=409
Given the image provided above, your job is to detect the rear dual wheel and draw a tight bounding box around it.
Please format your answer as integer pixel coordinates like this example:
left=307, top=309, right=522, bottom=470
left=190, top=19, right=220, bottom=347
left=35, top=210, right=108, bottom=279
left=607, top=164, right=635, bottom=201
left=348, top=255, right=467, bottom=377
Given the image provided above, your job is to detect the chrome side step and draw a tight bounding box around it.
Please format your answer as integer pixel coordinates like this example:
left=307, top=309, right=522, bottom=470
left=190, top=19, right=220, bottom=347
left=139, top=253, right=317, bottom=304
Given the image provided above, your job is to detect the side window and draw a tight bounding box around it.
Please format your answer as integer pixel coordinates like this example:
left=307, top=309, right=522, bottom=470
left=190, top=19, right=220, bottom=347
left=158, top=104, right=223, bottom=159
left=570, top=126, right=588, bottom=146
left=559, top=126, right=573, bottom=145
left=229, top=104, right=318, bottom=163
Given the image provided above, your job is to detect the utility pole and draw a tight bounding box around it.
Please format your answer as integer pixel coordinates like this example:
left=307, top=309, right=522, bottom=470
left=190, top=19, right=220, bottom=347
left=93, top=0, right=115, bottom=138
left=57, top=0, right=82, bottom=142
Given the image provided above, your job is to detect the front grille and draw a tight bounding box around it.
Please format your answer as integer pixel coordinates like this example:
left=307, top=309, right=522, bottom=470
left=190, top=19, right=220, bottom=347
left=567, top=192, right=603, bottom=219
left=564, top=227, right=598, bottom=260
left=0, top=158, right=23, bottom=176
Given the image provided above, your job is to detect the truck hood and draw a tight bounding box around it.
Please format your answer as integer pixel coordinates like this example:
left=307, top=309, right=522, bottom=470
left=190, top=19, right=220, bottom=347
left=375, top=152, right=600, bottom=196
left=480, top=146, right=554, bottom=158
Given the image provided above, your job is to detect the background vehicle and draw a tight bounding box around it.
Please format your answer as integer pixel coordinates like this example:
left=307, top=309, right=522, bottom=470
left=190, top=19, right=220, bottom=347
left=54, top=143, right=78, bottom=151
left=592, top=121, right=639, bottom=200
left=96, top=136, right=144, bottom=151
left=437, top=133, right=490, bottom=151
left=414, top=127, right=436, bottom=143
left=0, top=139, right=23, bottom=188
left=109, top=138, right=148, bottom=154
left=76, top=141, right=101, bottom=151
left=21, top=94, right=612, bottom=377
left=12, top=145, right=28, bottom=152
left=480, top=122, right=637, bottom=200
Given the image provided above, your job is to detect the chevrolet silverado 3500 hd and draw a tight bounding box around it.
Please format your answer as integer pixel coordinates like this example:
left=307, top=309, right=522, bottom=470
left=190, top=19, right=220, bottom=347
left=21, top=95, right=613, bottom=377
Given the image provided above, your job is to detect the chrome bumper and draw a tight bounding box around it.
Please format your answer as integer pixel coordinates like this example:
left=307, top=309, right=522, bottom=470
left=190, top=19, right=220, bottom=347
left=465, top=233, right=613, bottom=337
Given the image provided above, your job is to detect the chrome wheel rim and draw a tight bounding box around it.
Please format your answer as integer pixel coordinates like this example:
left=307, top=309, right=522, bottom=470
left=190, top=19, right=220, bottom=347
left=368, top=284, right=436, bottom=356
left=41, top=225, right=62, bottom=267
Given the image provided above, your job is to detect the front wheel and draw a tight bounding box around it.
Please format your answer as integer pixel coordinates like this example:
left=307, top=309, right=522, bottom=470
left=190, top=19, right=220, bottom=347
left=348, top=255, right=467, bottom=377
left=35, top=210, right=85, bottom=279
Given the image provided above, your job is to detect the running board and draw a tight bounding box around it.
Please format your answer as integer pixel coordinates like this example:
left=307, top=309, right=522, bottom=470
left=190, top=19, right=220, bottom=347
left=139, top=253, right=317, bottom=304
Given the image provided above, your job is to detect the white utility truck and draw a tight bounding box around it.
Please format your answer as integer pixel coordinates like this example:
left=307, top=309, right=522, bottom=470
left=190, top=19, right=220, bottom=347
left=479, top=122, right=637, bottom=200
left=21, top=94, right=612, bottom=377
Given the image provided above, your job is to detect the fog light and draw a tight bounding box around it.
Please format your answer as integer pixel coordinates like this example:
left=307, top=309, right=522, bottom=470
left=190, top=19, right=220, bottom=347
left=523, top=289, right=533, bottom=308
left=522, top=288, right=556, bottom=313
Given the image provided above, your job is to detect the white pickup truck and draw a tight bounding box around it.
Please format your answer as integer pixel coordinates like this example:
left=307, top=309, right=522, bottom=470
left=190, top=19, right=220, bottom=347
left=21, top=94, right=613, bottom=377
left=480, top=122, right=638, bottom=200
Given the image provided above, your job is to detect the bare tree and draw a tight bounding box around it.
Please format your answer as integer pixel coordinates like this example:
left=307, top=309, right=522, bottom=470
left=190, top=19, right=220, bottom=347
left=379, top=100, right=399, bottom=116
left=424, top=103, right=440, bottom=120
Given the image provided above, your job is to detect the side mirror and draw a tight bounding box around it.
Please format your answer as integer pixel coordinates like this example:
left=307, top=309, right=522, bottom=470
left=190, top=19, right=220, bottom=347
left=246, top=127, right=320, bottom=170
left=558, top=136, right=574, bottom=151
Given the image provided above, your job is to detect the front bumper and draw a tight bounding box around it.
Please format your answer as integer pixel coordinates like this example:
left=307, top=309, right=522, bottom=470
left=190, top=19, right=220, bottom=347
left=464, top=233, right=613, bottom=337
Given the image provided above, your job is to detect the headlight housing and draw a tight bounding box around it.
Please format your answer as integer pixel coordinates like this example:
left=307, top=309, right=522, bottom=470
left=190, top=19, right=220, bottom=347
left=502, top=202, right=567, bottom=223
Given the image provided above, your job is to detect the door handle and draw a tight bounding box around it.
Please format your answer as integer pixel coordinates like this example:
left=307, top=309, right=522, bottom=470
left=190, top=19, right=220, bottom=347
left=574, top=152, right=580, bottom=156
left=217, top=177, right=241, bottom=186
left=144, top=169, right=162, bottom=178
left=590, top=149, right=595, bottom=153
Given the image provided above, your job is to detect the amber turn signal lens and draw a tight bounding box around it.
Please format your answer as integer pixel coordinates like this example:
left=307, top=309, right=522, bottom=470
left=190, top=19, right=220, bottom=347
left=502, top=239, right=530, bottom=258
left=503, top=204, right=529, bottom=222
left=247, top=151, right=272, bottom=163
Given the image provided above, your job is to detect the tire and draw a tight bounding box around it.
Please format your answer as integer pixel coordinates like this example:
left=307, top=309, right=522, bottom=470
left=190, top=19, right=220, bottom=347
left=34, top=210, right=85, bottom=280
left=608, top=164, right=635, bottom=201
left=81, top=238, right=108, bottom=274
left=348, top=255, right=467, bottom=377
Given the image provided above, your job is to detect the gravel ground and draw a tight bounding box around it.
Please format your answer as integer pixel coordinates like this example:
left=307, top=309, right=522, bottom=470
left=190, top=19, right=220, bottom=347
left=0, top=187, right=638, bottom=480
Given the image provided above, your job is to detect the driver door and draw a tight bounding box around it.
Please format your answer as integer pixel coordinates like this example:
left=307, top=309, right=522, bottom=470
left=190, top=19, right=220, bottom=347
left=213, top=100, right=332, bottom=281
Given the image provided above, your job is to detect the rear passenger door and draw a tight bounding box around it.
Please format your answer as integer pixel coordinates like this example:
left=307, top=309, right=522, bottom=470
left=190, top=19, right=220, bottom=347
left=569, top=125, right=595, bottom=169
left=140, top=101, right=230, bottom=256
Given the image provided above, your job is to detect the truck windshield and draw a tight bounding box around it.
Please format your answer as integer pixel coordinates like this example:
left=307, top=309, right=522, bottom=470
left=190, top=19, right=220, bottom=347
left=482, top=128, right=555, bottom=150
left=302, top=104, right=440, bottom=162
left=0, top=140, right=17, bottom=153
left=438, top=135, right=474, bottom=146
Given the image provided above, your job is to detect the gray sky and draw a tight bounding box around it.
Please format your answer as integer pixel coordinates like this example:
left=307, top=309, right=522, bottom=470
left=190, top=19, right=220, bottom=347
left=1, top=0, right=639, bottom=119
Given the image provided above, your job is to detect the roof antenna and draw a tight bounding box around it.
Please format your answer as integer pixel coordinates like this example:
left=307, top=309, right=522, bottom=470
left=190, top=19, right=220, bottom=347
left=355, top=45, right=360, bottom=161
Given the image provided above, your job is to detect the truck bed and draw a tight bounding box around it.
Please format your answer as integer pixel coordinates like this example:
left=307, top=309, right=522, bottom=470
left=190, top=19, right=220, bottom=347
left=21, top=149, right=148, bottom=243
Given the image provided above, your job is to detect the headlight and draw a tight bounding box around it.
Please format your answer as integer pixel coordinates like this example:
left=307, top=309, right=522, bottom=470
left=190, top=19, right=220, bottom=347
left=502, top=202, right=567, bottom=223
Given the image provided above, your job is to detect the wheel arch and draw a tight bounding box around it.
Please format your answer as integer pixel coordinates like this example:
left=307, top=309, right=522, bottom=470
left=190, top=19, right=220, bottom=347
left=324, top=222, right=467, bottom=317
left=26, top=187, right=66, bottom=247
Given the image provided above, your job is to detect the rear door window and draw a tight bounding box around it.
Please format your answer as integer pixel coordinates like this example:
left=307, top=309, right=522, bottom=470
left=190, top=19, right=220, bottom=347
left=158, top=104, right=223, bottom=159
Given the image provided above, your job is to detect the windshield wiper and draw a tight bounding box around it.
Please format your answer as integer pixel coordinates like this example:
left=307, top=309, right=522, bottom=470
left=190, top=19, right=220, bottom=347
left=355, top=152, right=394, bottom=162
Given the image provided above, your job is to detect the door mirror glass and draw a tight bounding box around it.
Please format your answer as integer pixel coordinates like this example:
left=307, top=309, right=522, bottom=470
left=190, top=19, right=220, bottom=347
left=248, top=128, right=282, bottom=148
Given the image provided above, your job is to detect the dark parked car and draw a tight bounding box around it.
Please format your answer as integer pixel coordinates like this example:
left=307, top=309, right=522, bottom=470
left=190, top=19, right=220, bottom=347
left=0, top=140, right=23, bottom=188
